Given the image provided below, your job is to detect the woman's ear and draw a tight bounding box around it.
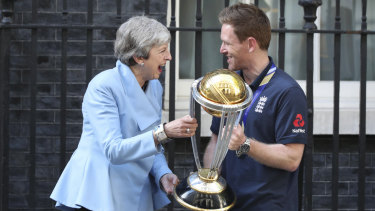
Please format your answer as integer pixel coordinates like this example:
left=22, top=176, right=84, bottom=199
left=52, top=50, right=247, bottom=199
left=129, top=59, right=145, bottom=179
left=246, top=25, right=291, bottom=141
left=246, top=37, right=257, bottom=53
left=133, top=56, right=144, bottom=65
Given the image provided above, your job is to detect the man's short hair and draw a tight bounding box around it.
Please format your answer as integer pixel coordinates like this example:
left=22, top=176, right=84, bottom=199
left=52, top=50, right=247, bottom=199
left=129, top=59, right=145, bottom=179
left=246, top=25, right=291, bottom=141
left=219, top=3, right=271, bottom=50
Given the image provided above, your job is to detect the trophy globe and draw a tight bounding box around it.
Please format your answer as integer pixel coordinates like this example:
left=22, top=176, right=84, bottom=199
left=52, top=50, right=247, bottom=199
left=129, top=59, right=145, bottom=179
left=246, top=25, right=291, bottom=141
left=173, top=69, right=253, bottom=210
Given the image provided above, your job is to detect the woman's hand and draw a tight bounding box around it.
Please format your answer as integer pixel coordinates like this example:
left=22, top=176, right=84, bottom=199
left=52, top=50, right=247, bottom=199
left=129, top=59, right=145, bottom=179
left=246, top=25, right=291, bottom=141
left=164, top=115, right=198, bottom=138
left=160, top=173, right=179, bottom=194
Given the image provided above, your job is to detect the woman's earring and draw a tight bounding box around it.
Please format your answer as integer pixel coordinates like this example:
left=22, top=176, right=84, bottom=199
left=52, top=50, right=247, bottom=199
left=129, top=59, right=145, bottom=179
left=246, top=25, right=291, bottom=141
left=140, top=63, right=144, bottom=66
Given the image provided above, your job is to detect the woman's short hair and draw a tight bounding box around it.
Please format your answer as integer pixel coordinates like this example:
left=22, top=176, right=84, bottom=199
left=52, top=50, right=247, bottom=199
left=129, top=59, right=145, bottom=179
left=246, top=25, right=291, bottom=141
left=114, top=16, right=171, bottom=66
left=219, top=3, right=271, bottom=50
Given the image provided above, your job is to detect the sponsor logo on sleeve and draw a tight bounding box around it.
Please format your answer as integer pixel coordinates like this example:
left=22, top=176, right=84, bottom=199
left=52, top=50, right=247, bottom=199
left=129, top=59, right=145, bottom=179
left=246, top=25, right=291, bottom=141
left=292, top=114, right=305, bottom=133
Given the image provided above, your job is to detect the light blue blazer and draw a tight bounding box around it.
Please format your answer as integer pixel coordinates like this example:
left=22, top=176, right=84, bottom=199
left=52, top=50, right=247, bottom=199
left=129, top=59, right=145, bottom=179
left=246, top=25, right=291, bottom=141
left=50, top=60, right=172, bottom=211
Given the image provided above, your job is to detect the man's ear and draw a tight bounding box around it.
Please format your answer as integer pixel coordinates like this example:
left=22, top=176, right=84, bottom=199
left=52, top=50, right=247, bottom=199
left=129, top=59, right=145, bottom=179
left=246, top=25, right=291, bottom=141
left=246, top=37, right=257, bottom=53
left=133, top=56, right=144, bottom=65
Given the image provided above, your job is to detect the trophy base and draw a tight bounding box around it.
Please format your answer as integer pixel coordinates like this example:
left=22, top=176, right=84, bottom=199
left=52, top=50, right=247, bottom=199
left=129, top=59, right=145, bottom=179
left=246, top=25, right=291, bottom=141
left=173, top=171, right=236, bottom=210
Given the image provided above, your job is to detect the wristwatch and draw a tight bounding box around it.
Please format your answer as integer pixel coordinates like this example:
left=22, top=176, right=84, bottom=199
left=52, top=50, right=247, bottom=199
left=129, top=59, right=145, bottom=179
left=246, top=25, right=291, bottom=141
left=154, top=123, right=169, bottom=144
left=236, top=137, right=251, bottom=157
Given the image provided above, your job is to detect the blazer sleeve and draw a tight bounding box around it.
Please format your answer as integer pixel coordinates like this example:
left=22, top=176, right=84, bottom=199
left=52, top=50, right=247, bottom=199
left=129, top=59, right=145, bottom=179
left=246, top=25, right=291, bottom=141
left=149, top=146, right=173, bottom=210
left=150, top=147, right=172, bottom=186
left=82, top=77, right=159, bottom=165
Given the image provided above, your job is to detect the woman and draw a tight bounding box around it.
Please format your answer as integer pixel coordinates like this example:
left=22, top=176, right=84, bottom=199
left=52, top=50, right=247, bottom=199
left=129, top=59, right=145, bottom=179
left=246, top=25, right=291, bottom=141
left=50, top=16, right=198, bottom=211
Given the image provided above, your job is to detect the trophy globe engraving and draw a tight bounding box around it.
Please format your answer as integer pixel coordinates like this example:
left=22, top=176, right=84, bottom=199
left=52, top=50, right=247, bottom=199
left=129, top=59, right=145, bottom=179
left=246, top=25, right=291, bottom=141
left=173, top=69, right=253, bottom=210
left=199, top=69, right=247, bottom=117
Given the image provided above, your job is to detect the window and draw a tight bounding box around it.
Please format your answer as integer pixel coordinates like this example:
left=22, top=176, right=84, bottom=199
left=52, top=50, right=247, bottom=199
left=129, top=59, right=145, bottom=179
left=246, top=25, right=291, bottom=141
left=178, top=0, right=222, bottom=79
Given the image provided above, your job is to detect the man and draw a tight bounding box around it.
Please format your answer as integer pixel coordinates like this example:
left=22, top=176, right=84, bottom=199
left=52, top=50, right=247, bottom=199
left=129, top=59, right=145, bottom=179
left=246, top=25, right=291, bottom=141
left=203, top=3, right=307, bottom=210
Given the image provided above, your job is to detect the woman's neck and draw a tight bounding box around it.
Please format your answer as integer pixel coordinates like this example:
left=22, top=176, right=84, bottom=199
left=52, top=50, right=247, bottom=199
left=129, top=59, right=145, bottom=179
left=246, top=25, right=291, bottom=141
left=130, top=66, right=146, bottom=88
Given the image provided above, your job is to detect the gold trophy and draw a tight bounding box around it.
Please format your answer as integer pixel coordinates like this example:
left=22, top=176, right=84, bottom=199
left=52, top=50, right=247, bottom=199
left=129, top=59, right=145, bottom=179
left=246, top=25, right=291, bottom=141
left=173, top=69, right=253, bottom=210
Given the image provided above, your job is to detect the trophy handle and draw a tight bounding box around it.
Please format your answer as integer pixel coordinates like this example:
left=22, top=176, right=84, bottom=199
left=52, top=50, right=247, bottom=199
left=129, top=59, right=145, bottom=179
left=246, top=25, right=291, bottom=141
left=190, top=87, right=202, bottom=169
left=207, top=110, right=242, bottom=179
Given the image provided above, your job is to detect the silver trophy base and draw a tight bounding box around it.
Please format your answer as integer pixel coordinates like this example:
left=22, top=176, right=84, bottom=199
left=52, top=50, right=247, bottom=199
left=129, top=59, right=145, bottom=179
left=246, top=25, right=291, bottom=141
left=173, top=169, right=236, bottom=211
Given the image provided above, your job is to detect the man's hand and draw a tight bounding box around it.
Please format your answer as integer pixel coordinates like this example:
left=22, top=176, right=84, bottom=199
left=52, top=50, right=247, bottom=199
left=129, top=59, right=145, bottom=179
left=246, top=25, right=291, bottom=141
left=160, top=173, right=179, bottom=194
left=227, top=125, right=246, bottom=150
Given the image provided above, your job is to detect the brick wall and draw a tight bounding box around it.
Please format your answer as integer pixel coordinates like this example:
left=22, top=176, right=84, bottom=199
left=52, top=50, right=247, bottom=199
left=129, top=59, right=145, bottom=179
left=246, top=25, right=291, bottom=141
left=6, top=0, right=168, bottom=210
left=2, top=0, right=375, bottom=210
left=310, top=137, right=375, bottom=210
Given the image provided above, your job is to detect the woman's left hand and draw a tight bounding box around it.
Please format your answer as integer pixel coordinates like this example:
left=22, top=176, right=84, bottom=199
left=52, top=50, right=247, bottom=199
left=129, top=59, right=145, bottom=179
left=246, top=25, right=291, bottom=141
left=164, top=115, right=198, bottom=138
left=160, top=173, right=179, bottom=194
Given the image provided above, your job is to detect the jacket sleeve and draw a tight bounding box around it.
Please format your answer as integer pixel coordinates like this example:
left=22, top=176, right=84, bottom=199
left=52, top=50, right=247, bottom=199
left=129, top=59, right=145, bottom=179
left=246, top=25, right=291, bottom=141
left=150, top=146, right=173, bottom=210
left=150, top=147, right=173, bottom=187
left=82, top=77, right=159, bottom=165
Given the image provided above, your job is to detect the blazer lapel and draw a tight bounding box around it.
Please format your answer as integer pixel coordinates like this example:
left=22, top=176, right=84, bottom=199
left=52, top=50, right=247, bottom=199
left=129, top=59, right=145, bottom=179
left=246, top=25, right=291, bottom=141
left=116, top=60, right=160, bottom=131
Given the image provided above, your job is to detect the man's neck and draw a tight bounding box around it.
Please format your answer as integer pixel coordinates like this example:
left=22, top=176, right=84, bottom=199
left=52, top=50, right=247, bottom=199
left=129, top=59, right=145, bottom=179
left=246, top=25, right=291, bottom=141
left=242, top=54, right=270, bottom=85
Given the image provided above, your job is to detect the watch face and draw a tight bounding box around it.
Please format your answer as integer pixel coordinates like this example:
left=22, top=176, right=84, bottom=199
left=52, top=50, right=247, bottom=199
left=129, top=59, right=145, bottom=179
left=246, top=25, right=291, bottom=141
left=241, top=144, right=250, bottom=153
left=236, top=145, right=248, bottom=157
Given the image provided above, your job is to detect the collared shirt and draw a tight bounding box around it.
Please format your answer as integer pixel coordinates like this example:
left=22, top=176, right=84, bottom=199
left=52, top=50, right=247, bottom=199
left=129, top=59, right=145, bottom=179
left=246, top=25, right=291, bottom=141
left=210, top=57, right=307, bottom=211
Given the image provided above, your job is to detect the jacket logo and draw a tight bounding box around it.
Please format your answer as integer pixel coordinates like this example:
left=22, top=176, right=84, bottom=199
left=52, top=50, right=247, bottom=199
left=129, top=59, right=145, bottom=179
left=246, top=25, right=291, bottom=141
left=293, top=114, right=305, bottom=127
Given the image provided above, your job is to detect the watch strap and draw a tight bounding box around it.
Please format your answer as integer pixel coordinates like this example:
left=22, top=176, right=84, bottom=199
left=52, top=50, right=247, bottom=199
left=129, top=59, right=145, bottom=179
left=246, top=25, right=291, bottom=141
left=236, top=137, right=251, bottom=157
left=154, top=123, right=169, bottom=144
